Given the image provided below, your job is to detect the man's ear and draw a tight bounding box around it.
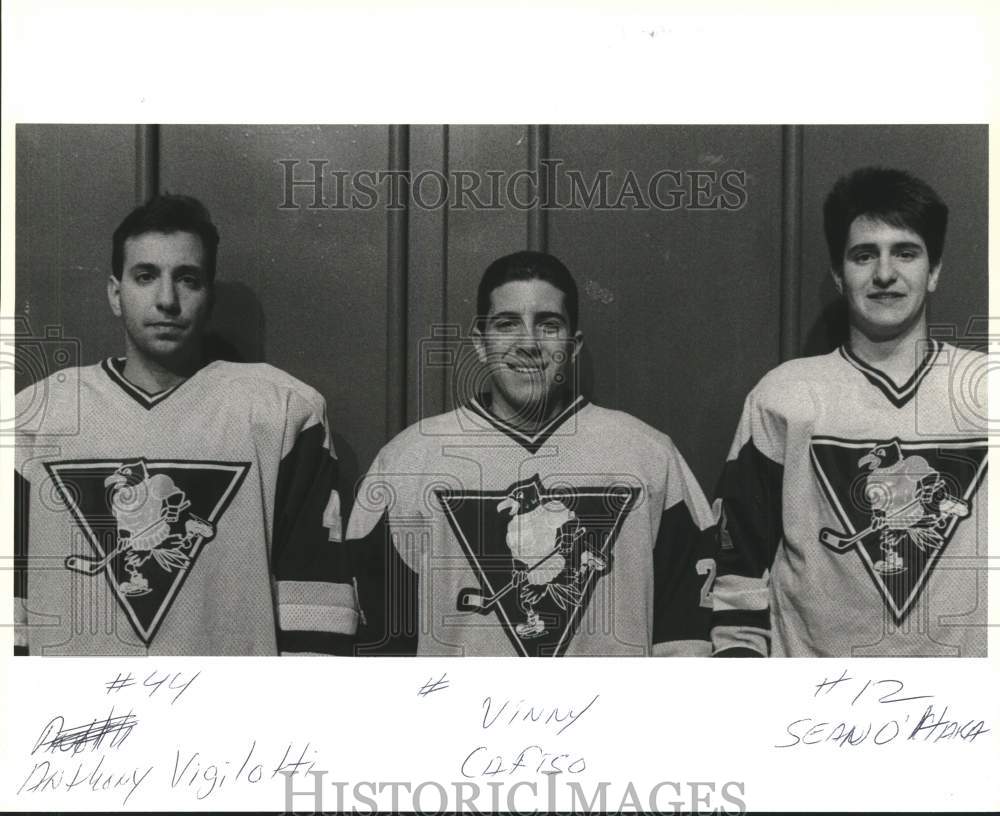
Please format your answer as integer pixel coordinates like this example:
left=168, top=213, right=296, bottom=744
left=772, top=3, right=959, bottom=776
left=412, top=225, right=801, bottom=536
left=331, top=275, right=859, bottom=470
left=107, top=275, right=123, bottom=317
left=472, top=320, right=487, bottom=364
left=830, top=266, right=844, bottom=295
left=570, top=330, right=584, bottom=361
left=927, top=262, right=942, bottom=293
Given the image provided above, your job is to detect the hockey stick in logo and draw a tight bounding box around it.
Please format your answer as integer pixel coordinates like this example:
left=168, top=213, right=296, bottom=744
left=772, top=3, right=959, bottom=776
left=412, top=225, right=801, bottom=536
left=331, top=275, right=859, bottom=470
left=457, top=548, right=563, bottom=614
left=818, top=491, right=968, bottom=552
left=65, top=512, right=212, bottom=575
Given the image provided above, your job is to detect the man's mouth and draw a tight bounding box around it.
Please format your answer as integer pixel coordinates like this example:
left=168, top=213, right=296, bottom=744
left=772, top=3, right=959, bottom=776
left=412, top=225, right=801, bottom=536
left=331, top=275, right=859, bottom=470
left=149, top=321, right=187, bottom=329
left=868, top=292, right=905, bottom=301
left=507, top=361, right=546, bottom=374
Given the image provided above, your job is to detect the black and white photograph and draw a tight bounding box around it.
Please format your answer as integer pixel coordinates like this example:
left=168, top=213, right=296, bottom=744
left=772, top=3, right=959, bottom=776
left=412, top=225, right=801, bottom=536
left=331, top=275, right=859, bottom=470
left=2, top=4, right=997, bottom=814
left=11, top=123, right=990, bottom=660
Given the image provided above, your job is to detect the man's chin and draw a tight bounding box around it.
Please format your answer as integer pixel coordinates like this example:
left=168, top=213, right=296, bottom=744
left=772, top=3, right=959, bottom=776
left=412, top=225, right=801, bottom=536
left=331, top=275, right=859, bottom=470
left=136, top=337, right=201, bottom=365
left=492, top=383, right=563, bottom=423
left=853, top=312, right=922, bottom=343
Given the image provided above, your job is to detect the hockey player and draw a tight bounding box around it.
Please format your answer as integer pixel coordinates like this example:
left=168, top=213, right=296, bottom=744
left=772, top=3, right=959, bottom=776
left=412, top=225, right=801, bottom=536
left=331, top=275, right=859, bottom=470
left=14, top=194, right=356, bottom=655
left=346, top=251, right=717, bottom=656
left=712, top=167, right=988, bottom=657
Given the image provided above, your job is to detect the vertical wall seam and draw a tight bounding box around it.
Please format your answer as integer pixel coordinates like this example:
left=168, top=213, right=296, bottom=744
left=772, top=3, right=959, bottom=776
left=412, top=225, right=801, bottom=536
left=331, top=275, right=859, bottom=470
left=441, top=125, right=451, bottom=412
left=527, top=125, right=549, bottom=251
left=779, top=125, right=803, bottom=361
left=135, top=124, right=160, bottom=203
left=387, top=125, right=410, bottom=436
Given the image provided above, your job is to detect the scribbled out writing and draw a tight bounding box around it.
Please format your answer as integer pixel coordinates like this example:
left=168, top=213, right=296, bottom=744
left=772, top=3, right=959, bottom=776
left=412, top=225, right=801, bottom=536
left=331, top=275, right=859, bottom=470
left=32, top=709, right=137, bottom=756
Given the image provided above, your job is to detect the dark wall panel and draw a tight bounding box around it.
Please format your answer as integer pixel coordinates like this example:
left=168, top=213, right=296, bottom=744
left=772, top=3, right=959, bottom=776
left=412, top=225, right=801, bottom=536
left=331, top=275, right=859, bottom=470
left=441, top=125, right=532, bottom=410
left=799, top=125, right=988, bottom=355
left=159, top=125, right=390, bottom=499
left=15, top=124, right=986, bottom=508
left=547, top=125, right=784, bottom=492
left=14, top=125, right=137, bottom=391
left=407, top=125, right=449, bottom=425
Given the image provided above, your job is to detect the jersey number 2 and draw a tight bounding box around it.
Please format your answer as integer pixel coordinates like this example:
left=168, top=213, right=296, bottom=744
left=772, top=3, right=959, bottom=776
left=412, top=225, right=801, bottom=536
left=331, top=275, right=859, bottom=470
left=696, top=558, right=717, bottom=610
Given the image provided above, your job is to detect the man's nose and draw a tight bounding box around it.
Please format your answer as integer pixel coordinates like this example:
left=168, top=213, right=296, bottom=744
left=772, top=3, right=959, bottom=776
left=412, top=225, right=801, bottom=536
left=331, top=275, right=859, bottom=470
left=155, top=278, right=181, bottom=312
left=873, top=253, right=898, bottom=286
left=513, top=332, right=543, bottom=354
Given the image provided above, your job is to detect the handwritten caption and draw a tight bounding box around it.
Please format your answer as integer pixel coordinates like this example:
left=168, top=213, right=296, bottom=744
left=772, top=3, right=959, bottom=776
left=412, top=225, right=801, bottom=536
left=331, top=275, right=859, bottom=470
left=776, top=669, right=990, bottom=749
left=16, top=670, right=322, bottom=805
left=460, top=691, right=600, bottom=778
left=412, top=673, right=600, bottom=779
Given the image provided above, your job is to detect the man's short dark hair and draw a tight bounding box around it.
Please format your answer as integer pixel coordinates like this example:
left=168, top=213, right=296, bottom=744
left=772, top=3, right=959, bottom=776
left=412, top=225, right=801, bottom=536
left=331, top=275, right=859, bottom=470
left=477, top=251, right=579, bottom=332
left=112, top=193, right=220, bottom=281
left=823, top=167, right=948, bottom=273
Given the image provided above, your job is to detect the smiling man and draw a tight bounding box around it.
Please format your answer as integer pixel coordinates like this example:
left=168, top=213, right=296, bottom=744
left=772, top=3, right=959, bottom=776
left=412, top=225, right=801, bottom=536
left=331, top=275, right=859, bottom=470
left=346, top=250, right=717, bottom=657
left=14, top=194, right=355, bottom=655
left=712, top=167, right=988, bottom=657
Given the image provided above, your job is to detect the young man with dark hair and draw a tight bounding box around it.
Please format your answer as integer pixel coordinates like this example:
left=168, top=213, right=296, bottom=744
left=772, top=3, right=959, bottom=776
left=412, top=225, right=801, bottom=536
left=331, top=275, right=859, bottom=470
left=346, top=250, right=717, bottom=657
left=14, top=194, right=355, bottom=655
left=712, top=167, right=988, bottom=657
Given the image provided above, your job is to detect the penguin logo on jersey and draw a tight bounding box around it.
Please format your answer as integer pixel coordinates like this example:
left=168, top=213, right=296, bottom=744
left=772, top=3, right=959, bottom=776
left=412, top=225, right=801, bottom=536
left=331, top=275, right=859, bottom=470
left=810, top=437, right=987, bottom=621
left=45, top=458, right=250, bottom=645
left=65, top=461, right=216, bottom=596
left=439, top=474, right=638, bottom=656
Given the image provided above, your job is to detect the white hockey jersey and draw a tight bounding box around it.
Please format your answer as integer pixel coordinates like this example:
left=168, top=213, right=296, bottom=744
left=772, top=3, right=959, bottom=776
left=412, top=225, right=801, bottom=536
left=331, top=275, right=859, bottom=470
left=712, top=340, right=988, bottom=657
left=14, top=358, right=356, bottom=656
left=345, top=396, right=718, bottom=657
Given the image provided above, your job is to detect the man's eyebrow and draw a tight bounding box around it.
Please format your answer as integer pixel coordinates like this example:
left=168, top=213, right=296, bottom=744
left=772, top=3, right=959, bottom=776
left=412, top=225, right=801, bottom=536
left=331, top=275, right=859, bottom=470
left=127, top=262, right=160, bottom=273
left=172, top=264, right=205, bottom=275
left=847, top=240, right=924, bottom=253
left=487, top=310, right=568, bottom=324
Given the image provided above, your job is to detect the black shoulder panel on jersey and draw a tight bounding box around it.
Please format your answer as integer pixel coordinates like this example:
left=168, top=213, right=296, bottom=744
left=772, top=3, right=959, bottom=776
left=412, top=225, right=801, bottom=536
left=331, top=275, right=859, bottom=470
left=353, top=509, right=419, bottom=657
left=272, top=423, right=359, bottom=656
left=715, top=439, right=785, bottom=578
left=272, top=423, right=343, bottom=581
left=14, top=469, right=29, bottom=656
left=652, top=500, right=716, bottom=648
left=14, top=469, right=29, bottom=603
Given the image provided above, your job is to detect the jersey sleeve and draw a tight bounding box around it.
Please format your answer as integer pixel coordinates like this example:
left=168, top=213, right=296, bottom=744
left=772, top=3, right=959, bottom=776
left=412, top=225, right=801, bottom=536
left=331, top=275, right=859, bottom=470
left=270, top=391, right=358, bottom=656
left=711, top=387, right=785, bottom=657
left=13, top=385, right=36, bottom=656
left=343, top=449, right=419, bottom=656
left=652, top=442, right=718, bottom=656
left=14, top=468, right=29, bottom=656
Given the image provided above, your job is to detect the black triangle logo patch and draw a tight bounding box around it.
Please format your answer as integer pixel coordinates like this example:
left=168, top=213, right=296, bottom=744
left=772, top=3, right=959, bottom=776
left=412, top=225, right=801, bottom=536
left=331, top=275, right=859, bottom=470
left=438, top=474, right=639, bottom=656
left=810, top=437, right=987, bottom=621
left=44, top=458, right=250, bottom=645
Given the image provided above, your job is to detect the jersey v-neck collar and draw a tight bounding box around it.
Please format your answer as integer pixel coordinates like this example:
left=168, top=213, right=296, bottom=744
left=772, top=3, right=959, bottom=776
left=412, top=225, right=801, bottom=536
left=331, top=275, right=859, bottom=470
left=466, top=394, right=588, bottom=454
left=101, top=357, right=200, bottom=410
left=839, top=339, right=941, bottom=409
